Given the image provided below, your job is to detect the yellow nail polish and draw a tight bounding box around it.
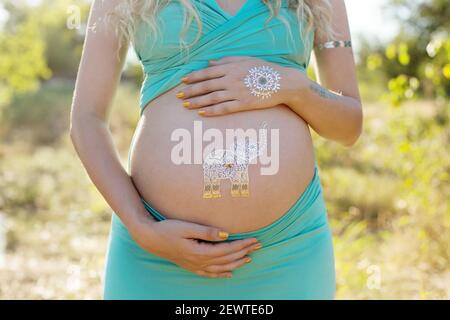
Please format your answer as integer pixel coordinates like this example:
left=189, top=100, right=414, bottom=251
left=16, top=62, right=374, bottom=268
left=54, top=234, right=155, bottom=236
left=219, top=231, right=229, bottom=239
left=183, top=101, right=191, bottom=108
left=245, top=257, right=252, bottom=263
left=198, top=110, right=206, bottom=116
left=176, top=92, right=185, bottom=99
left=181, top=77, right=189, bottom=83
left=254, top=244, right=262, bottom=250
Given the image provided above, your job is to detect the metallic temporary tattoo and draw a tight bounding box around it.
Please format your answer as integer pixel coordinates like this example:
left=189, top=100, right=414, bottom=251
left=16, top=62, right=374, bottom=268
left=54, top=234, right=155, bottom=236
left=202, top=122, right=268, bottom=199
left=310, top=83, right=340, bottom=100
left=244, top=65, right=281, bottom=99
left=316, top=40, right=352, bottom=50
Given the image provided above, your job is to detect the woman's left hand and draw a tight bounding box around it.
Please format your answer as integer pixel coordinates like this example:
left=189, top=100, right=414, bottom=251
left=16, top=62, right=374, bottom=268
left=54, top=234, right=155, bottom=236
left=177, top=56, right=303, bottom=116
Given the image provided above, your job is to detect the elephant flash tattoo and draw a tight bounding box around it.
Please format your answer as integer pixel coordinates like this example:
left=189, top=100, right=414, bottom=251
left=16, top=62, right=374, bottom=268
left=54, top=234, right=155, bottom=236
left=202, top=122, right=268, bottom=199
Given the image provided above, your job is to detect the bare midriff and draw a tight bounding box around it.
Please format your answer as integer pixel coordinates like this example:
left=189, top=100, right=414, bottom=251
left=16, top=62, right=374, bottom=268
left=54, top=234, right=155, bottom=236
left=129, top=82, right=316, bottom=233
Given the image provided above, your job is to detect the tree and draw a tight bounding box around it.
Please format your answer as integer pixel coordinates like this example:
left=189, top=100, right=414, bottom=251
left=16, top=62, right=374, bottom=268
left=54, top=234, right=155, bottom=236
left=0, top=4, right=51, bottom=109
left=359, top=0, right=450, bottom=106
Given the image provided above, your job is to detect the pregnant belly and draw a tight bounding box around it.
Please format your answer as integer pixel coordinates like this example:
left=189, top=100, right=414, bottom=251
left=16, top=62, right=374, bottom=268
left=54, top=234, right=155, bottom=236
left=129, top=83, right=316, bottom=233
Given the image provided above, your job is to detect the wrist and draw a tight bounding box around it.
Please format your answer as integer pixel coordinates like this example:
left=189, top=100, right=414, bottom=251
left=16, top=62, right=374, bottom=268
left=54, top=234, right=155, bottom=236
left=126, top=207, right=157, bottom=235
left=278, top=66, right=311, bottom=108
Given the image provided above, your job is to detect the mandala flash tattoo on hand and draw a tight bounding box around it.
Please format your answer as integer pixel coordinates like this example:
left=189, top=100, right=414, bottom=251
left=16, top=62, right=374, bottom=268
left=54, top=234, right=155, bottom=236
left=244, top=65, right=281, bottom=99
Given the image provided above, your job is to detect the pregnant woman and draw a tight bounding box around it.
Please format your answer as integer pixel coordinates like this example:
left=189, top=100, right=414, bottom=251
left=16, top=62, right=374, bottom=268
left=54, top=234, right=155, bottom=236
left=70, top=0, right=362, bottom=299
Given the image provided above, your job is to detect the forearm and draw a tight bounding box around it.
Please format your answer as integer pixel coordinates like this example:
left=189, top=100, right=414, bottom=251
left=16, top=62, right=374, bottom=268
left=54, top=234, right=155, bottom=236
left=69, top=112, right=155, bottom=233
left=282, top=67, right=363, bottom=146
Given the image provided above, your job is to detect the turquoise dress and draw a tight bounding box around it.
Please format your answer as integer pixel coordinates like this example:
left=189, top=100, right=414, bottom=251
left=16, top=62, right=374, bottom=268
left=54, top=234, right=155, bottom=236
left=103, top=0, right=336, bottom=299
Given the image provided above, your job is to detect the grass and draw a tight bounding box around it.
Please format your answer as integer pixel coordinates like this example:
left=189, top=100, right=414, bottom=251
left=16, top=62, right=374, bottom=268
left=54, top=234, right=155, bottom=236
left=0, top=80, right=448, bottom=299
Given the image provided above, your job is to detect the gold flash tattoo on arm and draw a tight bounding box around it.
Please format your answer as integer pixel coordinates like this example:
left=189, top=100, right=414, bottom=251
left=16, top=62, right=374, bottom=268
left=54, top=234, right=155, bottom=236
left=316, top=40, right=352, bottom=51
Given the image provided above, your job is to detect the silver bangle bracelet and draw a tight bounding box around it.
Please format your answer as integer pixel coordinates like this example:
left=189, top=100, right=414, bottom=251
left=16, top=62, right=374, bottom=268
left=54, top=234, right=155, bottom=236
left=316, top=40, right=352, bottom=50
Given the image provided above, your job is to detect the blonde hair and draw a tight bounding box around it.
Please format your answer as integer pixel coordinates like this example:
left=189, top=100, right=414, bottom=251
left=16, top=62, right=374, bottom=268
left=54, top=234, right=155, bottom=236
left=108, top=0, right=334, bottom=52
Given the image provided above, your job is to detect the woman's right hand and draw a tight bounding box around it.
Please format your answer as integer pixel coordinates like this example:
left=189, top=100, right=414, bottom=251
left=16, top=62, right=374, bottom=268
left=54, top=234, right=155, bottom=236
left=128, top=217, right=262, bottom=279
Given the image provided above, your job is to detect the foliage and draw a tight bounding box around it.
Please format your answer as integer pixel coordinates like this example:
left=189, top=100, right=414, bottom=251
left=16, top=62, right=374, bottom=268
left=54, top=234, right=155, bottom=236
left=0, top=9, right=51, bottom=110
left=314, top=100, right=450, bottom=298
left=359, top=0, right=450, bottom=106
left=2, top=0, right=89, bottom=78
left=0, top=82, right=138, bottom=299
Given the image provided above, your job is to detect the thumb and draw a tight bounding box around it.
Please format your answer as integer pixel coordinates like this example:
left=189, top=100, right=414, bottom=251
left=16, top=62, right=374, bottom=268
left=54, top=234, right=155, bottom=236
left=184, top=223, right=229, bottom=242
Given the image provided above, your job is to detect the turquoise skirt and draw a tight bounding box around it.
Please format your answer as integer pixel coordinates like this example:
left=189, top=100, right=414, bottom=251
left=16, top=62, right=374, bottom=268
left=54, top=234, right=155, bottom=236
left=103, top=165, right=336, bottom=299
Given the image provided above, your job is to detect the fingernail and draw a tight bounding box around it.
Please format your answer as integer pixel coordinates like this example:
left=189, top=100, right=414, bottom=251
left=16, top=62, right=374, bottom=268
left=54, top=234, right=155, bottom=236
left=219, top=231, right=229, bottom=239
left=245, top=257, right=252, bottom=263
left=176, top=91, right=185, bottom=99
left=198, top=110, right=206, bottom=116
left=181, top=76, right=189, bottom=83
left=227, top=273, right=233, bottom=278
left=183, top=101, right=191, bottom=108
left=254, top=244, right=262, bottom=250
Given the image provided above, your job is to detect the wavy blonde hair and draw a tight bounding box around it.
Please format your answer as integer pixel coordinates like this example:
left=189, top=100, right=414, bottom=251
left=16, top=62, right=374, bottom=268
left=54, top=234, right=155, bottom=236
left=108, top=0, right=334, bottom=52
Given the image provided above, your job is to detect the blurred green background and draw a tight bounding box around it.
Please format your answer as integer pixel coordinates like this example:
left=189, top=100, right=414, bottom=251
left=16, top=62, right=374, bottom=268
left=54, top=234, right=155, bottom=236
left=0, top=0, right=448, bottom=299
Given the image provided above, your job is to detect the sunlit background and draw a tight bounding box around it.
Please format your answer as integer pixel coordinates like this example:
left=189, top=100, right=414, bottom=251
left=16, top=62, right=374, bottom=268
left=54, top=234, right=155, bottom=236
left=0, top=0, right=449, bottom=299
